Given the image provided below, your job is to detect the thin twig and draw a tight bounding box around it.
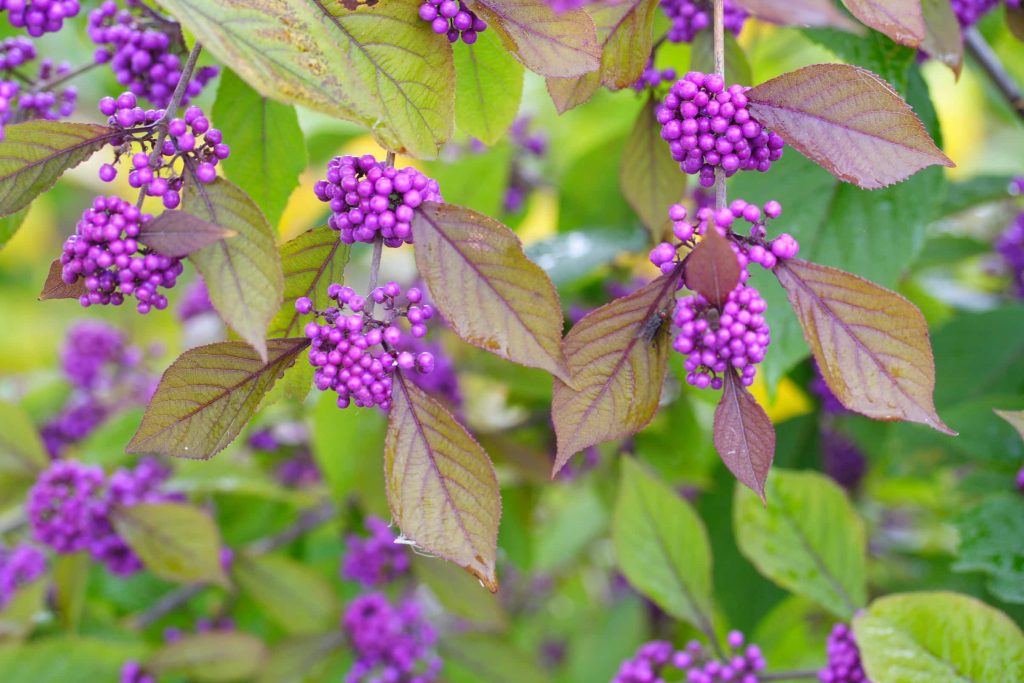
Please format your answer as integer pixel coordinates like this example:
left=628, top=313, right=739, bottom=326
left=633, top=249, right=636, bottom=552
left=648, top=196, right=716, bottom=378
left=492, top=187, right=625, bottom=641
left=713, top=0, right=727, bottom=211
left=965, top=27, right=1024, bottom=123
left=29, top=61, right=101, bottom=94
left=760, top=670, right=821, bottom=681
left=364, top=150, right=395, bottom=317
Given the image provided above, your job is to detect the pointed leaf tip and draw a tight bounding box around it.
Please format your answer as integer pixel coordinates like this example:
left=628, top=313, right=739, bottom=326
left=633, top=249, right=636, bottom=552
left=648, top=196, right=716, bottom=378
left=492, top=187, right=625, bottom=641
left=39, top=258, right=86, bottom=301
left=714, top=369, right=775, bottom=501
left=138, top=210, right=237, bottom=257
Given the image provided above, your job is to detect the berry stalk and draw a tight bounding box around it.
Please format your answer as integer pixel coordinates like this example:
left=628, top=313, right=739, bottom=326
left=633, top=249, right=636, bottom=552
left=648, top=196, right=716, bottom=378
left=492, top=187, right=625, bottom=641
left=713, top=0, right=727, bottom=211
left=364, top=150, right=396, bottom=318
left=964, top=27, right=1024, bottom=123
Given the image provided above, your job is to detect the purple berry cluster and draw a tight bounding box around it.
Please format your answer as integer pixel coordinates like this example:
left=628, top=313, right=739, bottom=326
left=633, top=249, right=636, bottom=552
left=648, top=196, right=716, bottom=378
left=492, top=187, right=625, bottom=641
left=99, top=94, right=230, bottom=210
left=996, top=211, right=1024, bottom=298
left=119, top=662, right=155, bottom=683
left=0, top=0, right=79, bottom=37
left=632, top=58, right=677, bottom=92
left=41, top=400, right=108, bottom=458
left=342, top=593, right=442, bottom=683
left=59, top=320, right=136, bottom=390
left=298, top=282, right=435, bottom=410
left=342, top=516, right=410, bottom=588
left=315, top=155, right=443, bottom=247
left=613, top=633, right=767, bottom=683
left=59, top=195, right=183, bottom=313
left=89, top=1, right=218, bottom=108
left=0, top=543, right=46, bottom=608
left=504, top=115, right=548, bottom=213
left=247, top=423, right=322, bottom=489
left=658, top=72, right=785, bottom=187
left=660, top=0, right=747, bottom=43
left=27, top=458, right=178, bottom=575
left=418, top=0, right=487, bottom=44
left=397, top=336, right=462, bottom=408
left=950, top=0, right=1000, bottom=27
left=0, top=37, right=77, bottom=139
left=819, top=624, right=870, bottom=683
left=16, top=57, right=77, bottom=120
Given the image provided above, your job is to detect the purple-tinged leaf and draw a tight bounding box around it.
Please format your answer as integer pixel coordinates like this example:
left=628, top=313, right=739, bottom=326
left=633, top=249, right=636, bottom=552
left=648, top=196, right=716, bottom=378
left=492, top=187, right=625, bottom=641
left=385, top=374, right=501, bottom=592
left=747, top=64, right=954, bottom=189
left=714, top=369, right=776, bottom=500
left=590, top=0, right=660, bottom=89
left=0, top=121, right=120, bottom=217
left=126, top=339, right=310, bottom=459
left=546, top=72, right=600, bottom=114
left=453, top=29, right=525, bottom=146
left=38, top=258, right=85, bottom=301
left=268, top=227, right=352, bottom=340
left=620, top=97, right=688, bottom=243
left=995, top=409, right=1024, bottom=443
left=775, top=258, right=955, bottom=435
left=921, top=0, right=963, bottom=78
left=552, top=272, right=680, bottom=474
left=185, top=178, right=284, bottom=361
left=731, top=0, right=862, bottom=30
left=148, top=631, right=266, bottom=682
left=111, top=502, right=229, bottom=587
left=137, top=210, right=237, bottom=258
left=412, top=203, right=570, bottom=382
left=473, top=0, right=600, bottom=78
left=841, top=0, right=925, bottom=46
left=1008, top=3, right=1024, bottom=41
left=685, top=229, right=740, bottom=306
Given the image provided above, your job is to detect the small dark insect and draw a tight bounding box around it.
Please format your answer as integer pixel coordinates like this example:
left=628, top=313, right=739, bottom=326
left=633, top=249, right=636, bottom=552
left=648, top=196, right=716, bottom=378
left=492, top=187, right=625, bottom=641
left=340, top=0, right=379, bottom=9
left=639, top=309, right=670, bottom=345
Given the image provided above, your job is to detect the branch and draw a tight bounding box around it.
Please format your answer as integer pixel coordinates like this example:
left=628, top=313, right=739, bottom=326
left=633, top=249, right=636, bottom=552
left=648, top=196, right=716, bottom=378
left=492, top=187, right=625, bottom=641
left=364, top=150, right=394, bottom=317
left=713, top=0, right=728, bottom=211
left=29, top=61, right=101, bottom=94
left=965, top=27, right=1024, bottom=123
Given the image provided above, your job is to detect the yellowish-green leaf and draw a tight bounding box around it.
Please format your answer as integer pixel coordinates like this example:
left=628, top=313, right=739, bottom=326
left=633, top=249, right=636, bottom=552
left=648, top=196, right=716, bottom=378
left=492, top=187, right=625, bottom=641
left=590, top=0, right=659, bottom=89
left=0, top=208, right=27, bottom=249
left=921, top=0, right=963, bottom=78
left=995, top=409, right=1024, bottom=443
left=413, top=555, right=508, bottom=631
left=734, top=469, right=868, bottom=619
left=156, top=0, right=454, bottom=157
left=691, top=30, right=752, bottom=86
left=148, top=632, right=266, bottom=682
left=385, top=374, right=502, bottom=592
left=0, top=400, right=49, bottom=485
left=545, top=72, right=601, bottom=114
left=854, top=592, right=1024, bottom=683
left=185, top=178, right=284, bottom=361
left=454, top=29, right=524, bottom=145
left=257, top=633, right=345, bottom=683
left=775, top=259, right=954, bottom=434
left=268, top=227, right=351, bottom=340
left=233, top=553, right=340, bottom=634
left=841, top=0, right=925, bottom=46
left=111, top=502, right=228, bottom=586
left=620, top=98, right=688, bottom=243
left=0, top=121, right=119, bottom=217
left=0, top=576, right=47, bottom=639
left=412, top=203, right=570, bottom=381
left=552, top=272, right=679, bottom=474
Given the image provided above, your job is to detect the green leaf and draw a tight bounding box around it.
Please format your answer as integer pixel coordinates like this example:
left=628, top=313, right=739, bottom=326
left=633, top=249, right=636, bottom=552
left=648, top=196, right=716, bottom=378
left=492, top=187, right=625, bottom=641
left=734, top=469, right=868, bottom=619
left=995, top=409, right=1024, bottom=443
left=185, top=178, right=284, bottom=360
left=233, top=553, right=340, bottom=634
left=932, top=306, right=1024, bottom=408
left=111, top=502, right=228, bottom=586
left=385, top=374, right=502, bottom=592
left=613, top=458, right=716, bottom=636
left=525, top=227, right=648, bottom=286
left=803, top=27, right=915, bottom=94
left=0, top=638, right=147, bottom=683
left=413, top=556, right=508, bottom=631
left=0, top=208, right=27, bottom=249
left=546, top=72, right=601, bottom=114
left=941, top=175, right=1017, bottom=216
left=840, top=0, right=925, bottom=47
left=533, top=482, right=610, bottom=572
left=212, top=69, right=307, bottom=227
left=0, top=121, right=119, bottom=217
left=552, top=273, right=679, bottom=473
left=412, top=203, right=570, bottom=381
left=589, top=0, right=660, bottom=89
left=148, top=632, right=266, bottom=682
left=257, top=633, right=345, bottom=683
left=127, top=339, right=309, bottom=459
left=440, top=634, right=551, bottom=683
left=854, top=592, right=1024, bottom=682
left=311, top=390, right=388, bottom=514
left=620, top=97, right=688, bottom=243
left=953, top=495, right=1024, bottom=604
left=157, top=0, right=454, bottom=158
left=920, top=0, right=963, bottom=78
left=453, top=30, right=524, bottom=146
left=137, top=210, right=237, bottom=257
left=752, top=596, right=832, bottom=673
left=691, top=30, right=752, bottom=85
left=0, top=400, right=49, bottom=487
left=0, top=576, right=47, bottom=639
left=473, top=0, right=600, bottom=78
left=268, top=227, right=351, bottom=340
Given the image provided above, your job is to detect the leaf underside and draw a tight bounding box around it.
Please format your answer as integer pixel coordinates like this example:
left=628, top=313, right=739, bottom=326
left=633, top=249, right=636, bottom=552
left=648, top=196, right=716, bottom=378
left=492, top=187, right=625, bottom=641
left=713, top=369, right=776, bottom=500
left=841, top=0, right=925, bottom=47
left=39, top=259, right=86, bottom=301
left=268, top=226, right=351, bottom=340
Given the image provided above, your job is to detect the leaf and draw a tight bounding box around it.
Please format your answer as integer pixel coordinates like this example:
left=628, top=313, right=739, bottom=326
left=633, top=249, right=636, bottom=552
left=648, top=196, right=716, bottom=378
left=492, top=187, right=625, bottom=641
left=413, top=556, right=508, bottom=631
left=412, top=203, right=570, bottom=381
left=148, top=632, right=266, bottom=682
left=0, top=576, right=47, bottom=639
left=453, top=29, right=524, bottom=146
left=854, top=592, right=1024, bottom=682
left=127, top=339, right=310, bottom=459
left=185, top=178, right=284, bottom=361
left=212, top=69, right=307, bottom=227
left=747, top=63, right=954, bottom=189
left=920, top=0, right=963, bottom=78
left=526, top=227, right=649, bottom=286
left=620, top=98, right=688, bottom=243
left=545, top=73, right=600, bottom=114
left=0, top=121, right=119, bottom=217
left=613, top=458, right=715, bottom=634
left=473, top=0, right=600, bottom=78
left=137, top=210, right=237, bottom=257
left=156, top=0, right=454, bottom=158
left=233, top=553, right=340, bottom=634
left=802, top=27, right=916, bottom=94
left=774, top=258, right=954, bottom=434
left=0, top=208, right=27, bottom=249
left=0, top=400, right=49, bottom=483
left=589, top=0, right=660, bottom=89
left=268, top=227, right=351, bottom=339
left=953, top=495, right=1024, bottom=604
left=311, top=391, right=388, bottom=515
left=257, top=633, right=345, bottom=683
left=441, top=634, right=551, bottom=683
left=840, top=0, right=925, bottom=46
left=714, top=369, right=776, bottom=500
left=38, top=259, right=86, bottom=301
left=734, top=469, right=868, bottom=619
left=1009, top=3, right=1024, bottom=42
left=995, top=409, right=1024, bottom=443
left=731, top=0, right=862, bottom=31
left=0, top=638, right=147, bottom=683
left=552, top=273, right=679, bottom=474
left=384, top=373, right=502, bottom=592
left=52, top=553, right=88, bottom=633
left=111, top=502, right=228, bottom=586
left=942, top=175, right=1018, bottom=216
left=685, top=229, right=740, bottom=306
left=691, top=30, right=752, bottom=86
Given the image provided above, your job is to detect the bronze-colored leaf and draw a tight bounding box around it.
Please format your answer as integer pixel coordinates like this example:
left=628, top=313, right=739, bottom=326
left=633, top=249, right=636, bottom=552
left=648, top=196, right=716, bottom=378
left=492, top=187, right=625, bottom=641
left=138, top=210, right=236, bottom=257
left=732, top=0, right=862, bottom=31
left=685, top=229, right=740, bottom=307
left=38, top=259, right=85, bottom=301
left=714, top=368, right=776, bottom=500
